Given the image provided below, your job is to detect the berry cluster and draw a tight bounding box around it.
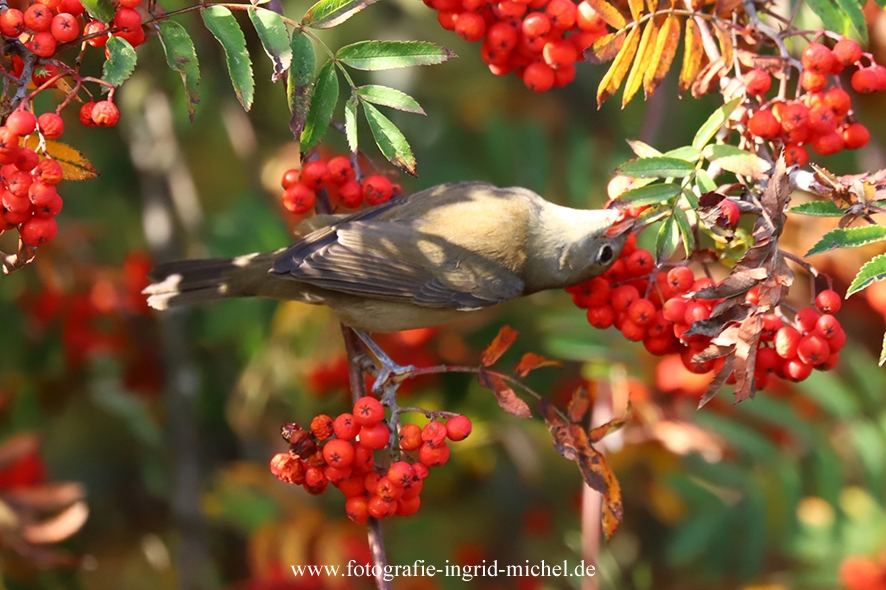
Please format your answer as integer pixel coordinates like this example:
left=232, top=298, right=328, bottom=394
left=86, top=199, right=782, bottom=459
left=423, top=0, right=609, bottom=92
left=744, top=39, right=878, bottom=167
left=568, top=233, right=845, bottom=389
left=0, top=0, right=145, bottom=60
left=0, top=111, right=68, bottom=246
left=270, top=395, right=472, bottom=523
left=280, top=156, right=400, bottom=215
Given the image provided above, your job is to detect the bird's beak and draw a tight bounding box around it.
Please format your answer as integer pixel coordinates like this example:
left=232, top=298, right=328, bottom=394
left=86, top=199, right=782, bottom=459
left=605, top=214, right=636, bottom=237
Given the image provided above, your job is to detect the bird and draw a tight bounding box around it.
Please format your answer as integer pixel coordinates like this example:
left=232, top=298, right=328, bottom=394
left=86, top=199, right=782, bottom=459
left=143, top=181, right=632, bottom=333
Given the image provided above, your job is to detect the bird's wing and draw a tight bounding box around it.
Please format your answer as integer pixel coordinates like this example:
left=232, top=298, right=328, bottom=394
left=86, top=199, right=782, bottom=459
left=271, top=217, right=525, bottom=310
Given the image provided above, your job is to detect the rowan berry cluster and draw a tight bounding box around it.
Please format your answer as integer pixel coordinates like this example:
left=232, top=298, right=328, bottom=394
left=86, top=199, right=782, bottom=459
left=744, top=39, right=877, bottom=167
left=568, top=233, right=845, bottom=389
left=270, top=395, right=473, bottom=523
left=423, top=0, right=609, bottom=92
left=280, top=155, right=400, bottom=214
left=0, top=0, right=145, bottom=60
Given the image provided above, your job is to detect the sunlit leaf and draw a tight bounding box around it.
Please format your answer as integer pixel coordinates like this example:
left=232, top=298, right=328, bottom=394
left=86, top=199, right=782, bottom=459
left=248, top=7, right=292, bottom=82
left=27, top=138, right=99, bottom=181
left=481, top=325, right=518, bottom=367
left=588, top=31, right=625, bottom=64
left=806, top=226, right=886, bottom=256
left=663, top=145, right=701, bottom=162
left=618, top=182, right=682, bottom=205
left=674, top=206, right=695, bottom=252
left=344, top=94, right=358, bottom=152
left=288, top=31, right=316, bottom=143
left=584, top=0, right=626, bottom=29
left=626, top=139, right=661, bottom=158
left=788, top=201, right=844, bottom=216
left=157, top=21, right=201, bottom=120
left=833, top=0, right=868, bottom=43
left=880, top=332, right=886, bottom=366
left=847, top=253, right=886, bottom=296
left=692, top=97, right=741, bottom=150
left=356, top=85, right=424, bottom=114
left=101, top=36, right=136, bottom=88
left=302, top=0, right=379, bottom=28
left=597, top=26, right=640, bottom=106
left=336, top=40, right=455, bottom=70
left=679, top=18, right=703, bottom=95
left=202, top=6, right=254, bottom=110
left=514, top=352, right=561, bottom=378
left=617, top=156, right=695, bottom=178
left=362, top=102, right=416, bottom=175
left=628, top=0, right=644, bottom=21
left=644, top=14, right=680, bottom=98
left=622, top=19, right=659, bottom=107
left=712, top=21, right=733, bottom=70
left=703, top=144, right=771, bottom=179
left=301, top=59, right=339, bottom=151
left=656, top=214, right=680, bottom=259
left=695, top=169, right=717, bottom=193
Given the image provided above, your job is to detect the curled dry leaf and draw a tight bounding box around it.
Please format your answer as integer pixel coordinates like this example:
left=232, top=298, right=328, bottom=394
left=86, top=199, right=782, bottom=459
left=514, top=352, right=561, bottom=378
left=481, top=325, right=518, bottom=367
left=567, top=387, right=591, bottom=424
left=478, top=369, right=531, bottom=418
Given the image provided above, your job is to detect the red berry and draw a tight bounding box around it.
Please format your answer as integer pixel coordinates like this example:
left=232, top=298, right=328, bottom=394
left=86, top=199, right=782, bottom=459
left=783, top=358, right=812, bottom=381
left=16, top=147, right=40, bottom=172
left=387, top=461, right=415, bottom=488
left=399, top=423, right=422, bottom=451
left=801, top=43, right=836, bottom=74
left=576, top=1, right=605, bottom=31
left=748, top=109, right=780, bottom=140
left=326, top=155, right=355, bottom=184
left=542, top=38, right=577, bottom=70
left=280, top=168, right=299, bottom=189
left=717, top=198, right=740, bottom=227
left=19, top=215, right=57, bottom=246
left=783, top=145, right=809, bottom=167
left=396, top=496, right=421, bottom=516
left=683, top=301, right=710, bottom=324
left=610, top=285, right=639, bottom=311
left=50, top=12, right=79, bottom=43
left=627, top=297, right=655, bottom=326
left=756, top=346, right=781, bottom=374
left=808, top=106, right=837, bottom=135
left=662, top=297, right=688, bottom=323
left=119, top=0, right=142, bottom=7
left=851, top=68, right=879, bottom=94
left=0, top=9, right=24, bottom=37
left=625, top=248, right=654, bottom=277
left=824, top=87, right=851, bottom=116
left=833, top=39, right=861, bottom=66
left=282, top=183, right=316, bottom=214
left=353, top=396, right=385, bottom=426
left=775, top=325, right=800, bottom=359
left=322, top=439, right=355, bottom=468
left=680, top=348, right=713, bottom=374
left=270, top=453, right=305, bottom=485
left=23, top=4, right=51, bottom=32
left=37, top=113, right=64, bottom=139
left=815, top=289, right=842, bottom=314
left=795, top=307, right=820, bottom=332
left=811, top=131, right=844, bottom=156
left=586, top=304, right=615, bottom=329
left=58, top=0, right=85, bottom=15
left=359, top=423, right=390, bottom=450
left=28, top=31, right=56, bottom=57
left=800, top=70, right=828, bottom=93
left=6, top=110, right=36, bottom=136
left=333, top=413, right=360, bottom=441
left=84, top=21, right=108, bottom=47
left=523, top=61, right=555, bottom=92
left=418, top=441, right=450, bottom=466
left=743, top=69, right=771, bottom=95
left=114, top=7, right=142, bottom=32
left=454, top=11, right=486, bottom=41
left=522, top=12, right=551, bottom=37
left=620, top=319, right=646, bottom=342
left=29, top=184, right=62, bottom=217
left=421, top=420, right=447, bottom=446
left=843, top=123, right=870, bottom=149
left=345, top=496, right=369, bottom=523
left=814, top=314, right=841, bottom=339
left=667, top=266, right=694, bottom=294
left=36, top=158, right=63, bottom=185
left=574, top=276, right=610, bottom=308
left=309, top=414, right=333, bottom=439
left=798, top=334, right=830, bottom=365
left=299, top=160, right=330, bottom=190
left=338, top=179, right=362, bottom=207
left=446, top=415, right=472, bottom=441
left=553, top=64, right=576, bottom=87
left=362, top=175, right=392, bottom=206
left=91, top=101, right=120, bottom=127
left=781, top=103, right=810, bottom=132
left=367, top=495, right=395, bottom=519
left=546, top=0, right=576, bottom=29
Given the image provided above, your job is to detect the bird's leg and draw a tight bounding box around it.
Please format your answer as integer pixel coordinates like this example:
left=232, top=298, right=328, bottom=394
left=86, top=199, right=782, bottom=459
left=354, top=330, right=417, bottom=397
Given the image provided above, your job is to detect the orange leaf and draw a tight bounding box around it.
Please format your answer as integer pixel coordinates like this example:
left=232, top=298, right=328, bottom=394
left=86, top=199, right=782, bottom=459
left=622, top=19, right=659, bottom=108
left=597, top=25, right=641, bottom=107
left=713, top=21, right=734, bottom=71
left=567, top=386, right=591, bottom=424
left=588, top=412, right=630, bottom=443
left=678, top=18, right=704, bottom=95
left=588, top=30, right=626, bottom=64
left=481, top=325, right=518, bottom=367
left=628, top=0, right=644, bottom=21
left=570, top=425, right=624, bottom=539
left=26, top=137, right=99, bottom=181
left=643, top=14, right=681, bottom=98
left=514, top=352, right=561, bottom=378
left=584, top=0, right=626, bottom=29
left=478, top=369, right=531, bottom=418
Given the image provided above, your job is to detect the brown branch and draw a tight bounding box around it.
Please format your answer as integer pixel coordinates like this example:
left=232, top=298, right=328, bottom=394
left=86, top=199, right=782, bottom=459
left=1, top=239, right=36, bottom=275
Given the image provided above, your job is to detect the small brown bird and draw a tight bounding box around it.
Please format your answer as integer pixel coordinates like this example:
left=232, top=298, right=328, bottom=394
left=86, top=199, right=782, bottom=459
left=144, top=181, right=631, bottom=333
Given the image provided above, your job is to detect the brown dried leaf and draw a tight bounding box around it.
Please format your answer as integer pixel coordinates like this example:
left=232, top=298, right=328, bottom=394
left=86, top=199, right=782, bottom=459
left=679, top=18, right=704, bottom=95
left=691, top=58, right=728, bottom=97
left=715, top=0, right=743, bottom=16
left=628, top=0, right=644, bottom=21
left=732, top=314, right=762, bottom=402
left=514, top=352, right=562, bottom=378
left=567, top=387, right=591, bottom=424
left=622, top=19, right=660, bottom=107
left=589, top=412, right=630, bottom=443
left=540, top=398, right=577, bottom=460
left=699, top=356, right=734, bottom=408
left=570, top=425, right=623, bottom=539
left=481, top=325, right=518, bottom=367
left=684, top=304, right=752, bottom=338
left=693, top=269, right=768, bottom=300
left=713, top=21, right=734, bottom=68
left=587, top=30, right=626, bottom=64
left=598, top=25, right=641, bottom=107
left=762, top=156, right=791, bottom=235
left=478, top=369, right=531, bottom=418
left=22, top=501, right=89, bottom=545
left=644, top=14, right=681, bottom=98
left=585, top=0, right=627, bottom=29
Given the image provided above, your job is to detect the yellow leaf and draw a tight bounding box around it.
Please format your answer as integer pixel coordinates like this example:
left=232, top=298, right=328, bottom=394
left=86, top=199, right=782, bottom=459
left=714, top=21, right=734, bottom=70
left=597, top=25, right=640, bottom=107
left=679, top=18, right=704, bottom=95
left=584, top=0, right=626, bottom=29
left=628, top=0, right=644, bottom=21
left=622, top=19, right=659, bottom=108
left=589, top=31, right=626, bottom=63
left=26, top=137, right=99, bottom=181
left=644, top=14, right=682, bottom=97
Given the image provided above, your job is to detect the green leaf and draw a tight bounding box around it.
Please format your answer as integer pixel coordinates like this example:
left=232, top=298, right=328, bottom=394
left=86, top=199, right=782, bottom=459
left=662, top=146, right=701, bottom=162
left=301, top=60, right=339, bottom=152
left=202, top=5, right=254, bottom=111
left=807, top=0, right=846, bottom=37
left=805, top=226, right=886, bottom=256
left=626, top=139, right=661, bottom=158
left=673, top=206, right=695, bottom=253
left=248, top=7, right=292, bottom=83
left=355, top=85, right=424, bottom=114
left=344, top=94, right=358, bottom=152
left=362, top=101, right=416, bottom=175
left=847, top=253, right=886, bottom=297
left=336, top=40, right=455, bottom=70
left=80, top=0, right=114, bottom=23
left=695, top=169, right=717, bottom=193
left=616, top=157, right=696, bottom=178
left=789, top=201, right=844, bottom=217
left=618, top=182, right=682, bottom=206
left=874, top=0, right=886, bottom=9
left=656, top=215, right=680, bottom=259
left=879, top=332, right=886, bottom=366
left=302, top=0, right=379, bottom=29
left=287, top=31, right=315, bottom=143
left=703, top=144, right=771, bottom=179
left=833, top=0, right=868, bottom=43
left=101, top=36, right=137, bottom=88
left=158, top=21, right=201, bottom=121
left=692, top=97, right=741, bottom=150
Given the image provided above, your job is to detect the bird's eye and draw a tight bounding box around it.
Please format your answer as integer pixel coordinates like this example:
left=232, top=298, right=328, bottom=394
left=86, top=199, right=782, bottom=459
left=597, top=244, right=614, bottom=264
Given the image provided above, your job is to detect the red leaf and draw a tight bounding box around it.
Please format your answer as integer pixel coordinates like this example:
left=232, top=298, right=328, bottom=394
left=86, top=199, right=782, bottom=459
left=567, top=387, right=591, bottom=424
left=478, top=369, right=531, bottom=418
left=514, top=352, right=561, bottom=378
left=481, top=326, right=518, bottom=367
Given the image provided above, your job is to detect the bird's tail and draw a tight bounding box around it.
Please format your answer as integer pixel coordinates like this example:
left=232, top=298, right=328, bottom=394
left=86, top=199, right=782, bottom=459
left=143, top=249, right=285, bottom=310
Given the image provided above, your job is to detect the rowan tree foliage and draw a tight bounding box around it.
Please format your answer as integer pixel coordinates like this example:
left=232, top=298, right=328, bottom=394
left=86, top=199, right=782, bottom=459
left=1, top=0, right=886, bottom=586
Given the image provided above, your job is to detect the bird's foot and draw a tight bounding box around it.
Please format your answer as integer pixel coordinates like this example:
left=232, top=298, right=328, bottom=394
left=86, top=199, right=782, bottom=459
left=354, top=331, right=416, bottom=397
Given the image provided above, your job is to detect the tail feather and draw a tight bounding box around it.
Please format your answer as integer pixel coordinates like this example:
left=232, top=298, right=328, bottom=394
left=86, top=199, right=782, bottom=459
left=144, top=250, right=285, bottom=310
